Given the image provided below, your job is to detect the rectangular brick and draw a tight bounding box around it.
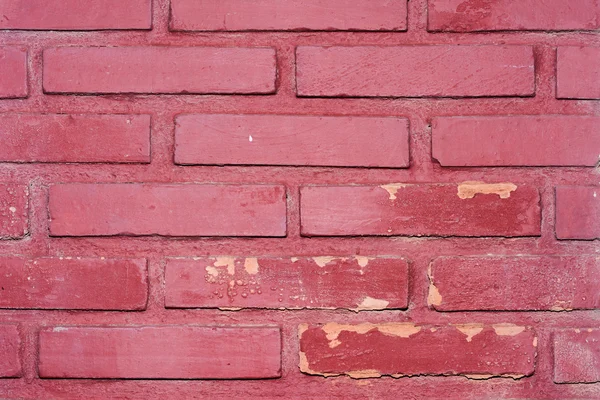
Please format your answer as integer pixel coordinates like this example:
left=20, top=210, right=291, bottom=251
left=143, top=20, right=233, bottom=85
left=0, top=47, right=27, bottom=98
left=299, top=323, right=536, bottom=378
left=165, top=256, right=408, bottom=310
left=556, top=186, right=600, bottom=240
left=296, top=45, right=534, bottom=98
left=553, top=329, right=600, bottom=383
left=0, top=0, right=151, bottom=30
left=557, top=47, right=600, bottom=99
left=300, top=183, right=541, bottom=237
left=428, top=0, right=599, bottom=32
left=0, top=114, right=150, bottom=163
left=49, top=184, right=286, bottom=237
left=429, top=256, right=600, bottom=311
left=39, top=326, right=281, bottom=379
left=0, top=184, right=28, bottom=239
left=0, top=325, right=20, bottom=377
left=175, top=114, right=410, bottom=168
left=43, top=47, right=276, bottom=95
left=432, top=116, right=600, bottom=167
left=170, top=0, right=407, bottom=31
left=0, top=257, right=147, bottom=310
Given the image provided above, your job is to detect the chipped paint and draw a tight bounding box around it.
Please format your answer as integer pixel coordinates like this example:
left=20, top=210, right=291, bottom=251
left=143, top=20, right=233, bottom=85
left=377, top=323, right=421, bottom=338
left=533, top=337, right=538, bottom=347
left=347, top=369, right=382, bottom=379
left=323, top=323, right=421, bottom=348
left=493, top=324, right=526, bottom=336
left=312, top=256, right=338, bottom=267
left=457, top=181, right=517, bottom=199
left=380, top=183, right=406, bottom=200
left=454, top=324, right=484, bottom=342
left=354, top=256, right=373, bottom=268
left=356, top=296, right=390, bottom=311
left=244, top=257, right=259, bottom=275
left=205, top=266, right=219, bottom=277
left=290, top=257, right=299, bottom=263
left=213, top=256, right=236, bottom=275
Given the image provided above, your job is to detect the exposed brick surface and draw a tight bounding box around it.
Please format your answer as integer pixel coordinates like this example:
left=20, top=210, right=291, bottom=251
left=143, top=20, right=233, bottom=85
left=170, top=0, right=408, bottom=31
left=429, top=256, right=600, bottom=311
left=175, top=114, right=409, bottom=167
left=432, top=116, right=600, bottom=167
left=0, top=47, right=27, bottom=98
left=43, top=47, right=277, bottom=94
left=0, top=257, right=147, bottom=310
left=428, top=0, right=600, bottom=32
left=555, top=186, right=600, bottom=240
left=299, top=323, right=536, bottom=378
left=49, top=184, right=287, bottom=237
left=0, top=114, right=150, bottom=163
left=553, top=329, right=600, bottom=383
left=165, top=256, right=409, bottom=310
left=296, top=45, right=535, bottom=97
left=557, top=47, right=600, bottom=99
left=38, top=326, right=281, bottom=379
left=0, top=0, right=152, bottom=30
left=300, top=183, right=541, bottom=237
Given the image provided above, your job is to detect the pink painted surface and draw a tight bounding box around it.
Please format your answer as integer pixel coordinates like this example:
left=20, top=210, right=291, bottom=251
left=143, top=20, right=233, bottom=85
left=555, top=186, right=600, bottom=240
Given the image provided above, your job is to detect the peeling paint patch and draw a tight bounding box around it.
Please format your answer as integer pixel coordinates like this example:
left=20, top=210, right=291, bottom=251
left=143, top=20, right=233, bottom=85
left=290, top=257, right=299, bottom=263
left=427, top=282, right=442, bottom=307
left=213, top=256, right=236, bottom=275
left=356, top=296, right=390, bottom=311
left=347, top=369, right=382, bottom=379
left=312, top=256, right=338, bottom=267
left=354, top=256, right=374, bottom=268
left=457, top=181, right=517, bottom=199
left=205, top=266, right=219, bottom=277
left=323, top=322, right=421, bottom=348
left=455, top=324, right=484, bottom=342
left=244, top=257, right=259, bottom=275
left=493, top=324, right=526, bottom=336
left=380, top=183, right=406, bottom=200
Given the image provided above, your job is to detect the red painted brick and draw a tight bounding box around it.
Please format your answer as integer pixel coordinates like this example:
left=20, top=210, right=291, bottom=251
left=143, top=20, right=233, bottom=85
left=553, top=329, right=600, bottom=383
left=296, top=45, right=534, bottom=98
left=0, top=184, right=28, bottom=239
left=175, top=114, right=409, bottom=168
left=43, top=47, right=276, bottom=95
left=557, top=47, right=600, bottom=99
left=429, top=256, right=600, bottom=311
left=556, top=186, right=600, bottom=240
left=0, top=114, right=150, bottom=163
left=428, top=0, right=600, bottom=32
left=0, top=0, right=151, bottom=30
left=300, top=183, right=541, bottom=237
left=0, top=47, right=27, bottom=98
left=0, top=257, right=147, bottom=310
left=299, top=323, right=536, bottom=378
left=39, top=326, right=281, bottom=379
left=49, top=184, right=286, bottom=237
left=170, top=0, right=407, bottom=31
left=432, top=116, right=600, bottom=167
left=165, top=256, right=408, bottom=310
left=0, top=325, right=20, bottom=377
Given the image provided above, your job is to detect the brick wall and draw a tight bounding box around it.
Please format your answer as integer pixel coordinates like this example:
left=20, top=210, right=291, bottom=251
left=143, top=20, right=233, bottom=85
left=0, top=0, right=599, bottom=398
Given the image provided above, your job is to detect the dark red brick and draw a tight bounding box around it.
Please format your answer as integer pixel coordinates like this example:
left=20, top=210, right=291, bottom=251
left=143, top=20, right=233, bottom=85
left=428, top=0, right=599, bottom=32
left=429, top=256, right=600, bottom=311
left=170, top=0, right=407, bottom=31
left=0, top=114, right=150, bottom=163
left=0, top=184, right=28, bottom=239
left=49, top=184, right=287, bottom=237
left=0, top=325, right=20, bottom=377
left=175, top=114, right=409, bottom=168
left=296, top=45, right=534, bottom=97
left=0, top=0, right=151, bottom=30
left=555, top=186, right=600, bottom=240
left=300, top=183, right=541, bottom=237
left=557, top=47, right=600, bottom=99
left=553, top=329, right=600, bottom=383
left=0, top=257, right=148, bottom=310
left=165, top=256, right=408, bottom=310
left=299, top=323, right=536, bottom=378
left=432, top=116, right=600, bottom=167
left=43, top=47, right=276, bottom=95
left=39, top=326, right=281, bottom=379
left=0, top=47, right=27, bottom=98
